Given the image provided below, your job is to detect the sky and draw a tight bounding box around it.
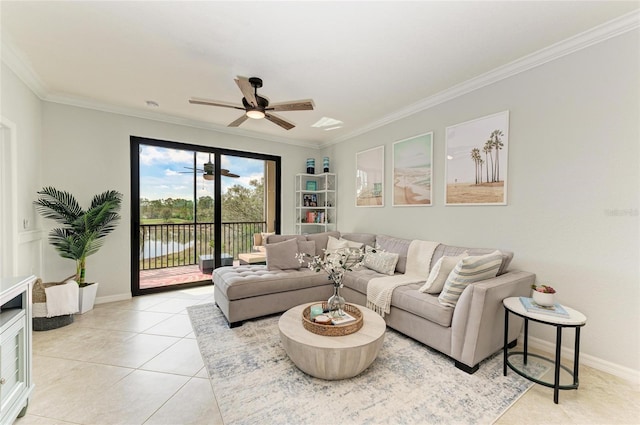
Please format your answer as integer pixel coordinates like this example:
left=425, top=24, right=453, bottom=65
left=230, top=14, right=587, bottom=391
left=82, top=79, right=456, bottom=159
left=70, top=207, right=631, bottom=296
left=139, top=145, right=265, bottom=200
left=393, top=132, right=432, bottom=169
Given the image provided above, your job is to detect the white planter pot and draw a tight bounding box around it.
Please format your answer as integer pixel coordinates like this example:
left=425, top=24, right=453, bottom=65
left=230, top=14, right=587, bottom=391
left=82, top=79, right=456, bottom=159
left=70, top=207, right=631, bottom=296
left=532, top=290, right=555, bottom=307
left=78, top=282, right=99, bottom=314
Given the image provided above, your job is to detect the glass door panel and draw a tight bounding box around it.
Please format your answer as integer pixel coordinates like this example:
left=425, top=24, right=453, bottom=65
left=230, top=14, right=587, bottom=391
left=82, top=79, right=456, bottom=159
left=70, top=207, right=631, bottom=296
left=131, top=136, right=281, bottom=295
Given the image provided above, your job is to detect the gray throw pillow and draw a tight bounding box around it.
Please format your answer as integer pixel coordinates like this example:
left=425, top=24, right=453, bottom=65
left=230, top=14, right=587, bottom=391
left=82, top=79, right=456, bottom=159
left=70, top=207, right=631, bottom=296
left=297, top=240, right=316, bottom=267
left=266, top=238, right=301, bottom=271
left=363, top=246, right=399, bottom=276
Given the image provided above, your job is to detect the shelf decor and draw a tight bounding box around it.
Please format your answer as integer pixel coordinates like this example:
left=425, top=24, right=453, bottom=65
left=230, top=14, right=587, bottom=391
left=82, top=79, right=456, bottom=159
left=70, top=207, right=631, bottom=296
left=392, top=132, right=433, bottom=206
left=445, top=111, right=509, bottom=205
left=306, top=181, right=317, bottom=191
left=306, top=158, right=315, bottom=174
left=356, top=145, right=384, bottom=207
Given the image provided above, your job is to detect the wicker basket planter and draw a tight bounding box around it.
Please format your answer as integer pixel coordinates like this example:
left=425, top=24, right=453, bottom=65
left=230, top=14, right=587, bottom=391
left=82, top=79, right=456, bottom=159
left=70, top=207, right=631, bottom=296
left=32, top=277, right=75, bottom=331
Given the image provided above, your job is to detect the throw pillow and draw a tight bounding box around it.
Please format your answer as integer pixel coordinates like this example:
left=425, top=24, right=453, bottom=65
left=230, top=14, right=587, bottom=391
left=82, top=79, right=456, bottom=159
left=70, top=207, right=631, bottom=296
left=325, top=235, right=350, bottom=257
left=363, top=246, right=399, bottom=276
left=260, top=232, right=275, bottom=246
left=419, top=252, right=468, bottom=294
left=438, top=250, right=503, bottom=307
left=297, top=240, right=316, bottom=268
left=266, top=238, right=301, bottom=271
left=340, top=238, right=363, bottom=249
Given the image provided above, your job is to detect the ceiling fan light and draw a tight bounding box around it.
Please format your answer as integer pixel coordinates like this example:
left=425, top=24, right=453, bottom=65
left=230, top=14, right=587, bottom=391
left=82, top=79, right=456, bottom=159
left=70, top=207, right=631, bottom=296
left=246, top=109, right=265, bottom=119
left=203, top=173, right=214, bottom=181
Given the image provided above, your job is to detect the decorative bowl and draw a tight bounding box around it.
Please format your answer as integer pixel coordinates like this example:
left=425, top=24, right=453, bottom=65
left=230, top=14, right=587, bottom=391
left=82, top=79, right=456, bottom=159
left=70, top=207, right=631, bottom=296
left=532, top=290, right=555, bottom=307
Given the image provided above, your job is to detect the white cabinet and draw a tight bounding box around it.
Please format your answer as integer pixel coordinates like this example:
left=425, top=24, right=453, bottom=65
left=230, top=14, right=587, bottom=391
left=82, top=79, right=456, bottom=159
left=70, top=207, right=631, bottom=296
left=295, top=173, right=337, bottom=234
left=0, top=276, right=35, bottom=425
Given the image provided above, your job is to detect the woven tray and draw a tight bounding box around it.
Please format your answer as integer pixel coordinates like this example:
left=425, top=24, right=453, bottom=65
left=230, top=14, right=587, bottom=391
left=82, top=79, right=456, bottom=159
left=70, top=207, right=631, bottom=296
left=302, top=303, right=363, bottom=336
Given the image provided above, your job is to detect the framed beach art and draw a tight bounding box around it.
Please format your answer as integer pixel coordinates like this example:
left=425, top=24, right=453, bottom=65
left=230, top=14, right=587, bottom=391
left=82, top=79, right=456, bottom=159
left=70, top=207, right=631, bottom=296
left=392, top=132, right=433, bottom=206
left=356, top=145, right=384, bottom=207
left=445, top=111, right=509, bottom=206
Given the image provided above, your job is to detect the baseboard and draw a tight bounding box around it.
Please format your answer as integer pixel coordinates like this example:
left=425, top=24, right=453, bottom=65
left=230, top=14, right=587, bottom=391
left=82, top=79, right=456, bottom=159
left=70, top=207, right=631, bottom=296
left=95, top=293, right=131, bottom=305
left=524, top=335, right=640, bottom=388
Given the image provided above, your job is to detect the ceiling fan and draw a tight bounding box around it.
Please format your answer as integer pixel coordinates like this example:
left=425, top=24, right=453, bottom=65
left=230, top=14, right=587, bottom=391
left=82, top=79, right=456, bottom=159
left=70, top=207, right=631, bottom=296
left=189, top=76, right=314, bottom=130
left=182, top=154, right=240, bottom=180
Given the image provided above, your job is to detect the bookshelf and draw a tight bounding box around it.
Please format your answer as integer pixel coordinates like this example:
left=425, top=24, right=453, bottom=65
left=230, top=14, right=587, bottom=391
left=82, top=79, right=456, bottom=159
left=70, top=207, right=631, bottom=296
left=295, top=173, right=336, bottom=234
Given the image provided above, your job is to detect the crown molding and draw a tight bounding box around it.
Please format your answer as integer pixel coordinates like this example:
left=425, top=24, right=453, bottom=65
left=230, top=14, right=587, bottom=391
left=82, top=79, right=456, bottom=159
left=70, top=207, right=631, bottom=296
left=323, top=9, right=640, bottom=148
left=1, top=39, right=48, bottom=99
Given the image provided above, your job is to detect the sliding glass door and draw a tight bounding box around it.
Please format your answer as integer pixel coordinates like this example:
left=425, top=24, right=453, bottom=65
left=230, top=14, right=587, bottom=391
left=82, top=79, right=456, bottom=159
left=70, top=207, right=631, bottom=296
left=130, top=136, right=280, bottom=295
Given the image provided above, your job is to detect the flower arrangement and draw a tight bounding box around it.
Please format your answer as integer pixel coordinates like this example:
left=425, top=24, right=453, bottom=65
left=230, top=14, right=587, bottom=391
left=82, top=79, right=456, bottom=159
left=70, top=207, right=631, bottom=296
left=531, top=284, right=556, bottom=294
left=296, top=247, right=366, bottom=287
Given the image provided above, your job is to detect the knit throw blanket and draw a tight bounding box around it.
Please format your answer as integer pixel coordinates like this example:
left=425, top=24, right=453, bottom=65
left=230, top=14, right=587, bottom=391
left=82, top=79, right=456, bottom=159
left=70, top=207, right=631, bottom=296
left=367, top=240, right=440, bottom=317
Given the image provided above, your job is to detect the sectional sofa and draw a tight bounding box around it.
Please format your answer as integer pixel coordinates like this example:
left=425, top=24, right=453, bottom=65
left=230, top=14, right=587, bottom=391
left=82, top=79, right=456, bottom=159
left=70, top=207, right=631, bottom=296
left=212, top=231, right=534, bottom=373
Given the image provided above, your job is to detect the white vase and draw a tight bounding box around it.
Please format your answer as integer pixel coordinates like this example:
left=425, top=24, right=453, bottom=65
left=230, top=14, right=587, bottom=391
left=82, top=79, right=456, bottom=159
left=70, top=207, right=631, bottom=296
left=532, top=290, right=555, bottom=307
left=78, top=282, right=99, bottom=314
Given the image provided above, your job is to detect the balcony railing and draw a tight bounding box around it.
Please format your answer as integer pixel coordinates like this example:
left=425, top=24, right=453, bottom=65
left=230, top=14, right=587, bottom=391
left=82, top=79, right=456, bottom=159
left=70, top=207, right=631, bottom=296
left=139, top=221, right=266, bottom=270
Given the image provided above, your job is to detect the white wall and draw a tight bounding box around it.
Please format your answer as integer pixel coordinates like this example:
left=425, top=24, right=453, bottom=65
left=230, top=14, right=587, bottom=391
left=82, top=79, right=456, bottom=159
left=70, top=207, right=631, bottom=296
left=39, top=102, right=315, bottom=302
left=327, top=31, right=640, bottom=375
left=0, top=62, right=44, bottom=278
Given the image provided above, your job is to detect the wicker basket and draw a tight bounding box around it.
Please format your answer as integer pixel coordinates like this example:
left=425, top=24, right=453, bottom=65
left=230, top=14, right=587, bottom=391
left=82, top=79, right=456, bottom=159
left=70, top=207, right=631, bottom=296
left=32, top=276, right=76, bottom=331
left=302, top=303, right=363, bottom=336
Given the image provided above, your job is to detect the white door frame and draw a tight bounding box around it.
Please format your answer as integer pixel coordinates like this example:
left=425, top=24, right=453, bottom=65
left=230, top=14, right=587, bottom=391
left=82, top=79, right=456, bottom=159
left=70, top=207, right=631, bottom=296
left=0, top=116, right=19, bottom=277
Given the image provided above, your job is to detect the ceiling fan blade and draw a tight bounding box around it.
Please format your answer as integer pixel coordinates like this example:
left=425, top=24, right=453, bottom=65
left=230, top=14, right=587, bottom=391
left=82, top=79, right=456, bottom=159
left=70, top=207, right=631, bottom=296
left=228, top=114, right=249, bottom=127
left=265, top=112, right=295, bottom=130
left=235, top=76, right=258, bottom=107
left=189, top=98, right=244, bottom=110
left=268, top=99, right=315, bottom=112
left=220, top=169, right=240, bottom=178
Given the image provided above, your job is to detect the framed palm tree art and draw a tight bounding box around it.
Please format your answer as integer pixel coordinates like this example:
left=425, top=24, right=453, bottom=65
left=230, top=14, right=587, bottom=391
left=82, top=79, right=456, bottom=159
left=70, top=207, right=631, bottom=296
left=445, top=111, right=509, bottom=205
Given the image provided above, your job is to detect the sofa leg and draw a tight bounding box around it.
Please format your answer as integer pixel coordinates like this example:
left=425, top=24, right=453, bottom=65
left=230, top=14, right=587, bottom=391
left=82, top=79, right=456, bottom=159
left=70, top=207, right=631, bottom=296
left=507, top=339, right=517, bottom=349
left=455, top=361, right=479, bottom=374
left=228, top=320, right=243, bottom=328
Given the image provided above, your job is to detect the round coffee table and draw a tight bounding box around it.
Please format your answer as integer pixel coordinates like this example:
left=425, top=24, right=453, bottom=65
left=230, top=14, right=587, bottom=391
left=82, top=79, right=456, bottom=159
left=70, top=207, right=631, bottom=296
left=278, top=302, right=386, bottom=380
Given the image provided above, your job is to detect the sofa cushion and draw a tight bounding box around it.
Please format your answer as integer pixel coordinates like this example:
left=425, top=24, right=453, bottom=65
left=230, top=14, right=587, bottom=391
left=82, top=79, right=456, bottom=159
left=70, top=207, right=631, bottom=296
left=305, top=231, right=341, bottom=256
left=438, top=250, right=502, bottom=307
left=363, top=246, right=399, bottom=276
left=419, top=252, right=468, bottom=294
left=391, top=285, right=455, bottom=327
left=375, top=235, right=411, bottom=273
left=341, top=233, right=376, bottom=248
left=213, top=265, right=330, bottom=300
left=431, top=244, right=513, bottom=275
left=266, top=238, right=300, bottom=271
left=342, top=272, right=454, bottom=327
left=325, top=235, right=350, bottom=256
left=343, top=268, right=389, bottom=294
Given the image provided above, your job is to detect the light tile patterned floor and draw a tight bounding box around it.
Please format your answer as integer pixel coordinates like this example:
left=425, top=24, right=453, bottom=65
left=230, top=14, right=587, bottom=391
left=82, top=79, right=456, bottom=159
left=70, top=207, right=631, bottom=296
left=16, top=285, right=639, bottom=424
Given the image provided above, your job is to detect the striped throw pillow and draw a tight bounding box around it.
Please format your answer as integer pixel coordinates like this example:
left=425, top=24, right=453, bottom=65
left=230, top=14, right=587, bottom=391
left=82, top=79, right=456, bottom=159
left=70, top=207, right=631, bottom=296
left=438, top=250, right=502, bottom=307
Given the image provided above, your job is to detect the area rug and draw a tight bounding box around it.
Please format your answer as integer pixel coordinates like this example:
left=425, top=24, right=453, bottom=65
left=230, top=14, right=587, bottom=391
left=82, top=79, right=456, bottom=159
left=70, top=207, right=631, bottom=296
left=188, top=303, right=543, bottom=425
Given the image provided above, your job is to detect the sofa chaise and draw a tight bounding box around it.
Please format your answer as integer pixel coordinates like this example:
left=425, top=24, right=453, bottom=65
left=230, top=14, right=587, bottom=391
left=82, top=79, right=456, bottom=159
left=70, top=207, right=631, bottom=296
left=213, top=231, right=534, bottom=373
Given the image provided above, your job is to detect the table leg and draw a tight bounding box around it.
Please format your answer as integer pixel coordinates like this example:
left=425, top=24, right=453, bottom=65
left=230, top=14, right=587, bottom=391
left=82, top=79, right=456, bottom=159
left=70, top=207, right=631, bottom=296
left=503, top=308, right=509, bottom=376
left=573, top=327, right=581, bottom=387
left=523, top=318, right=529, bottom=365
left=554, top=325, right=562, bottom=404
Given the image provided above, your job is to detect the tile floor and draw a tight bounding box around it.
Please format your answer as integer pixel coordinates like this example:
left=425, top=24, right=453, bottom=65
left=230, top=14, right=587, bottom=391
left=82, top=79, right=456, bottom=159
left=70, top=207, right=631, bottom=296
left=15, top=285, right=640, bottom=424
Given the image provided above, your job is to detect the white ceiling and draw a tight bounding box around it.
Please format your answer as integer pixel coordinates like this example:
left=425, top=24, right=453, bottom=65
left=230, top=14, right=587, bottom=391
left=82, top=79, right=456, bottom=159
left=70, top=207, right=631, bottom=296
left=1, top=1, right=638, bottom=148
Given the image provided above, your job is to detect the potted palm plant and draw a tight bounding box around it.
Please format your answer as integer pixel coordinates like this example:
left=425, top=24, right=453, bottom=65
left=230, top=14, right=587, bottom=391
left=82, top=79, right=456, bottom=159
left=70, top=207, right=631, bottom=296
left=34, top=187, right=123, bottom=313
